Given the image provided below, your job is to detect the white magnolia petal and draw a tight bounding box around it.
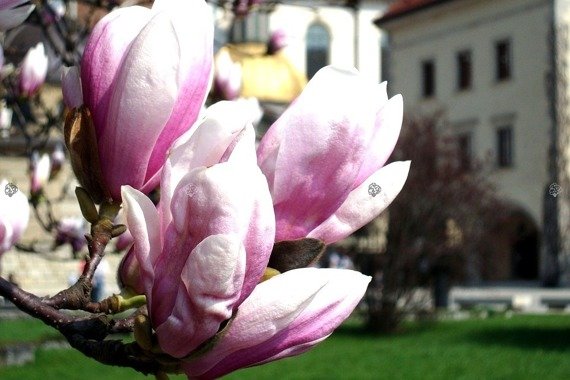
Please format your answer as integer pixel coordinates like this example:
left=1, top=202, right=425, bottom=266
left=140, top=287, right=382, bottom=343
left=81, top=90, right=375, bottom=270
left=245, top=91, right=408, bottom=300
left=308, top=161, right=411, bottom=244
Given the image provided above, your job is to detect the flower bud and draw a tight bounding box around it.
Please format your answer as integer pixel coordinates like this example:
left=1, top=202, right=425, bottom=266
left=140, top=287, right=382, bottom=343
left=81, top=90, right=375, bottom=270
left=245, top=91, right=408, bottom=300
left=19, top=43, right=48, bottom=98
left=65, top=0, right=213, bottom=201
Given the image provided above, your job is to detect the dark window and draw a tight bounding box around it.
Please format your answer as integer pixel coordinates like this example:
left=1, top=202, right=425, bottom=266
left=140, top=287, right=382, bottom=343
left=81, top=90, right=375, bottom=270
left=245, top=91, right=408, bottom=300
left=457, top=50, right=472, bottom=90
left=230, top=11, right=269, bottom=43
left=495, top=40, right=511, bottom=81
left=497, top=126, right=513, bottom=167
left=306, top=23, right=330, bottom=79
left=422, top=60, right=435, bottom=98
left=457, top=133, right=472, bottom=170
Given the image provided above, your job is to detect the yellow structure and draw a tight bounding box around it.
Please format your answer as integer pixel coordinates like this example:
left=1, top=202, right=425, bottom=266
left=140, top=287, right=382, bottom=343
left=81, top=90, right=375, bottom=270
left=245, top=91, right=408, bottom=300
left=217, top=43, right=307, bottom=103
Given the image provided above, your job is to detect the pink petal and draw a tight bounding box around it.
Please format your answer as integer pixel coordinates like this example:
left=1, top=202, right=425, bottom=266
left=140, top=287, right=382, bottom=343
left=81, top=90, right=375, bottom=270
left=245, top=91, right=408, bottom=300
left=80, top=6, right=151, bottom=137
left=142, top=0, right=213, bottom=186
left=100, top=12, right=180, bottom=198
left=354, top=94, right=403, bottom=186
left=61, top=66, right=83, bottom=109
left=0, top=179, right=29, bottom=254
left=257, top=66, right=380, bottom=241
left=121, top=186, right=162, bottom=294
left=308, top=161, right=411, bottom=244
left=155, top=234, right=246, bottom=358
left=184, top=268, right=371, bottom=378
left=160, top=101, right=249, bottom=229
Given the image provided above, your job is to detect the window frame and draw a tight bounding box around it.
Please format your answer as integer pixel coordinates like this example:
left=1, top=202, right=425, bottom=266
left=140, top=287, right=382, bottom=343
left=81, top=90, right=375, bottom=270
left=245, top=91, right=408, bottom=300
left=421, top=59, right=436, bottom=98
left=456, top=49, right=472, bottom=91
left=495, top=39, right=512, bottom=82
left=497, top=126, right=514, bottom=168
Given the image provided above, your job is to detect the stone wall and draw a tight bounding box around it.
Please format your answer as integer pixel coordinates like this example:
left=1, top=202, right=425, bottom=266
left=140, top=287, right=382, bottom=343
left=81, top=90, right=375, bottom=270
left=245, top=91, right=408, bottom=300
left=0, top=156, right=122, bottom=297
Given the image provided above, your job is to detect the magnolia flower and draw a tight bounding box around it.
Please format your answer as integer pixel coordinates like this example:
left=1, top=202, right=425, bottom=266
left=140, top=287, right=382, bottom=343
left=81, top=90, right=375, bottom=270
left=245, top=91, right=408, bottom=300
left=267, top=29, right=289, bottom=55
left=63, top=0, right=213, bottom=201
left=213, top=49, right=242, bottom=101
left=54, top=217, right=87, bottom=254
left=0, top=103, right=12, bottom=139
left=122, top=101, right=275, bottom=358
left=30, top=153, right=51, bottom=195
left=257, top=66, right=410, bottom=244
left=183, top=268, right=370, bottom=378
left=0, top=0, right=35, bottom=31
left=50, top=142, right=65, bottom=178
left=19, top=43, right=49, bottom=98
left=0, top=179, right=30, bottom=256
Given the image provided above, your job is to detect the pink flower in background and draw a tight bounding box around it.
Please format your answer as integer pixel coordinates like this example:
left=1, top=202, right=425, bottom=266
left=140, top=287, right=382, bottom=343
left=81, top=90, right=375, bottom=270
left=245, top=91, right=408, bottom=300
left=18, top=43, right=48, bottom=98
left=122, top=101, right=275, bottom=358
left=0, top=103, right=12, bottom=139
left=54, top=217, right=87, bottom=253
left=30, top=153, right=51, bottom=195
left=267, top=29, right=289, bottom=55
left=232, top=0, right=263, bottom=16
left=213, top=49, right=242, bottom=101
left=50, top=142, right=65, bottom=178
left=183, top=268, right=370, bottom=378
left=63, top=0, right=213, bottom=200
left=257, top=66, right=410, bottom=244
left=0, top=0, right=35, bottom=31
left=0, top=179, right=30, bottom=256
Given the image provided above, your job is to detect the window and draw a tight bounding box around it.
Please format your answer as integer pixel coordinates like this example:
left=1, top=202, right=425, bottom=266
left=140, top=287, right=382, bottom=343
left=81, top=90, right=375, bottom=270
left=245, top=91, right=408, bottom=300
left=230, top=11, right=269, bottom=43
left=495, top=39, right=511, bottom=81
left=457, top=133, right=472, bottom=170
left=421, top=60, right=435, bottom=98
left=457, top=50, right=472, bottom=90
left=497, top=126, right=513, bottom=167
left=306, top=23, right=330, bottom=79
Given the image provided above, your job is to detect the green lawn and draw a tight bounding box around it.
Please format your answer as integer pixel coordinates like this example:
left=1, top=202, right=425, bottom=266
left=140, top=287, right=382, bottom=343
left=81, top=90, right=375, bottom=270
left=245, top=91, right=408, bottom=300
left=1, top=314, right=570, bottom=379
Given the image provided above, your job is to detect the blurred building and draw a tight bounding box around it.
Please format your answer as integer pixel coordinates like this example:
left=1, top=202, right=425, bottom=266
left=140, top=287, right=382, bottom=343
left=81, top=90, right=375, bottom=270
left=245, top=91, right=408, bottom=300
left=211, top=1, right=390, bottom=87
left=376, top=0, right=570, bottom=285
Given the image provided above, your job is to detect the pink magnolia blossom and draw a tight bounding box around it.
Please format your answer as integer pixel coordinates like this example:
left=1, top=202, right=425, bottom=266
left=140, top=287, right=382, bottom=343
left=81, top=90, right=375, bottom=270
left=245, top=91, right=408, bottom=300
left=257, top=66, right=410, bottom=244
left=213, top=49, right=242, bottom=101
left=30, top=153, right=51, bottom=195
left=183, top=268, right=370, bottom=378
left=19, top=42, right=48, bottom=97
left=122, top=101, right=275, bottom=358
left=0, top=0, right=34, bottom=31
left=232, top=0, right=263, bottom=16
left=50, top=142, right=65, bottom=178
left=54, top=217, right=87, bottom=253
left=0, top=103, right=12, bottom=139
left=0, top=179, right=30, bottom=256
left=63, top=0, right=213, bottom=200
left=267, top=29, right=289, bottom=55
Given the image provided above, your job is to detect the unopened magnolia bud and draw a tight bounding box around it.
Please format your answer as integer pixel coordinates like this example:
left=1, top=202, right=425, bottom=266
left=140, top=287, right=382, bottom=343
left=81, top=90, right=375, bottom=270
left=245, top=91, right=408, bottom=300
left=64, top=106, right=108, bottom=204
left=268, top=238, right=325, bottom=273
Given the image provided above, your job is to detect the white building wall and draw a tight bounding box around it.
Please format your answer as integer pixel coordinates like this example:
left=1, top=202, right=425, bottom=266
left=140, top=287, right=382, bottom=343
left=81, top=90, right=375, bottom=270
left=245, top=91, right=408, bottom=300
left=267, top=2, right=386, bottom=83
left=386, top=0, right=551, bottom=227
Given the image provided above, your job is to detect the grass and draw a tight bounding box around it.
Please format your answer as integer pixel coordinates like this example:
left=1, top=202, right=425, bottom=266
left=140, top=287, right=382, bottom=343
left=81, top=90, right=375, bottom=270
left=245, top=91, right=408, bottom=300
left=0, top=318, right=60, bottom=345
left=1, top=314, right=570, bottom=379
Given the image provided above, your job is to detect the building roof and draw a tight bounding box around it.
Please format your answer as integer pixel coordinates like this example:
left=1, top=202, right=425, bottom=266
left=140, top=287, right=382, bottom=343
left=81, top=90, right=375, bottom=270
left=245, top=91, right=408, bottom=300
left=375, top=0, right=456, bottom=25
